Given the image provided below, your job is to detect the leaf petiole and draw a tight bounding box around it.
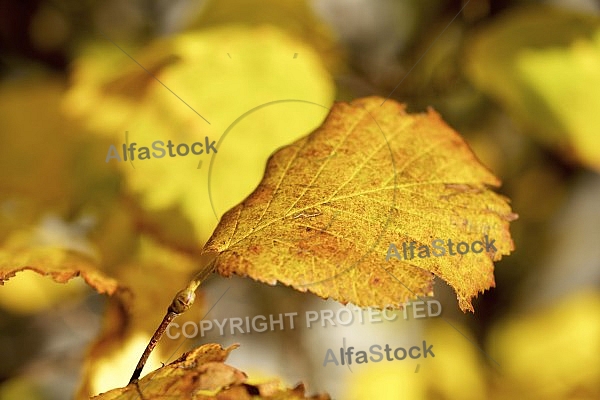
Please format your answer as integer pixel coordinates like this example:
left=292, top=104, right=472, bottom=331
left=128, top=253, right=217, bottom=384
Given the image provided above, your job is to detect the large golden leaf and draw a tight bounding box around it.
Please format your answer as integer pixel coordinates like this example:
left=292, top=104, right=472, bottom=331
left=204, top=97, right=516, bottom=312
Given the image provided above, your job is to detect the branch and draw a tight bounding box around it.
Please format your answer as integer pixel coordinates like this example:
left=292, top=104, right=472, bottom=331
left=129, top=254, right=217, bottom=384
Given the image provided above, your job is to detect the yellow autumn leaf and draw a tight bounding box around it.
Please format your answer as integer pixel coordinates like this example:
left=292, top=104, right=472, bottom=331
left=0, top=217, right=117, bottom=318
left=0, top=77, right=75, bottom=211
left=488, top=290, right=600, bottom=399
left=516, top=29, right=600, bottom=171
left=423, top=319, right=487, bottom=399
left=0, top=75, right=211, bottom=397
left=464, top=6, right=600, bottom=171
left=64, top=25, right=335, bottom=247
left=0, top=74, right=127, bottom=219
left=189, top=0, right=343, bottom=73
left=345, top=320, right=485, bottom=400
left=0, top=75, right=135, bottom=313
left=0, top=246, right=119, bottom=297
left=92, top=343, right=330, bottom=400
left=77, top=236, right=215, bottom=399
left=0, top=220, right=121, bottom=314
left=204, top=96, right=516, bottom=312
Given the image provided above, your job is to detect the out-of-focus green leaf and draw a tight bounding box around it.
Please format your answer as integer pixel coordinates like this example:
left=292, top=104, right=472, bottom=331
left=465, top=6, right=600, bottom=171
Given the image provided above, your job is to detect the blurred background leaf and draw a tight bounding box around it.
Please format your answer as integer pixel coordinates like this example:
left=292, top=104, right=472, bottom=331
left=465, top=6, right=600, bottom=171
left=64, top=25, right=335, bottom=246
left=488, top=290, right=600, bottom=399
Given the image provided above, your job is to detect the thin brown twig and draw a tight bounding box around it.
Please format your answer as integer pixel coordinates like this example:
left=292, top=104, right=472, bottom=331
left=128, top=254, right=217, bottom=384
left=129, top=310, right=178, bottom=384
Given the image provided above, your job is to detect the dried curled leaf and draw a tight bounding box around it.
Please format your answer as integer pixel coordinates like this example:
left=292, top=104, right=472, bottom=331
left=0, top=247, right=119, bottom=295
left=0, top=76, right=126, bottom=306
left=76, top=237, right=213, bottom=399
left=93, top=344, right=329, bottom=400
left=204, top=96, right=516, bottom=311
